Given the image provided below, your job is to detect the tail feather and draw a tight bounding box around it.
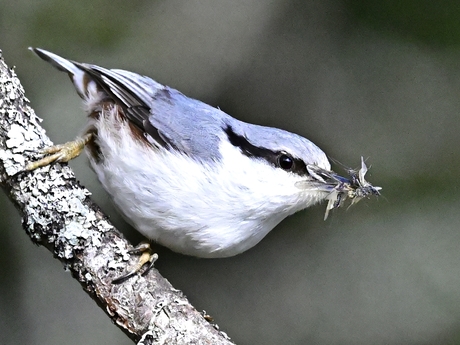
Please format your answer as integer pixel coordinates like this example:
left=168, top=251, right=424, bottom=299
left=30, top=48, right=163, bottom=135
left=29, top=47, right=78, bottom=74
left=30, top=47, right=153, bottom=112
left=29, top=47, right=90, bottom=99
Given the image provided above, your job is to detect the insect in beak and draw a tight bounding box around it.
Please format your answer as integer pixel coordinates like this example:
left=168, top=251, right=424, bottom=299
left=295, top=157, right=381, bottom=220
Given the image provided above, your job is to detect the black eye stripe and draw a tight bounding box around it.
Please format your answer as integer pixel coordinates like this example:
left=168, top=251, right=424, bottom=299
left=225, top=125, right=308, bottom=176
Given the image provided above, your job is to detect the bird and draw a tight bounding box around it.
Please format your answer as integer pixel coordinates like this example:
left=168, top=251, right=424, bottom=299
left=27, top=48, right=380, bottom=275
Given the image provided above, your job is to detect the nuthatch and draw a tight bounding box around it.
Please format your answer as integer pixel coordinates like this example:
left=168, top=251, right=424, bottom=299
left=27, top=48, right=380, bottom=266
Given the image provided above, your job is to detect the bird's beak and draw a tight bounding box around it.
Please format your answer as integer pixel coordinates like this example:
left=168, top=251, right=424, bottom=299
left=295, top=157, right=381, bottom=220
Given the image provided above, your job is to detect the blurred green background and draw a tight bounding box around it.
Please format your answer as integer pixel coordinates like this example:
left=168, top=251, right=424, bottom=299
left=1, top=1, right=460, bottom=344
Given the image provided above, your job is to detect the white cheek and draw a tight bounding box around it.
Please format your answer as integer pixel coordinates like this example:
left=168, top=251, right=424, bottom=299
left=216, top=140, right=327, bottom=213
left=216, top=142, right=295, bottom=198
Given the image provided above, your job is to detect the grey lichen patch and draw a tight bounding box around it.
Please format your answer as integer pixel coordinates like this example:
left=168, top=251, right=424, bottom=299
left=22, top=167, right=114, bottom=261
left=106, top=239, right=131, bottom=270
left=58, top=221, right=86, bottom=258
left=0, top=59, right=51, bottom=178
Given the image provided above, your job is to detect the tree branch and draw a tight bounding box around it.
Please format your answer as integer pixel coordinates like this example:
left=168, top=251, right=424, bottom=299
left=0, top=49, right=234, bottom=345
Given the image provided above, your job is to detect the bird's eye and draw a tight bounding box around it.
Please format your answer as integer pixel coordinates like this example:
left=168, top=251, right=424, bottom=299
left=278, top=154, right=294, bottom=170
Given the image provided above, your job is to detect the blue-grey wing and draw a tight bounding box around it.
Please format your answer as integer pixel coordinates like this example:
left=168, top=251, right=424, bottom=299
left=81, top=66, right=226, bottom=161
left=145, top=87, right=227, bottom=160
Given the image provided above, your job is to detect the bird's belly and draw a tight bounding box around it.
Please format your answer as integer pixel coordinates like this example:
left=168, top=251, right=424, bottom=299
left=85, top=132, right=277, bottom=258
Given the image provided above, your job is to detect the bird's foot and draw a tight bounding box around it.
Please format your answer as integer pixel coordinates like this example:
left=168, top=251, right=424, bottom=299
left=26, top=133, right=93, bottom=170
left=112, top=242, right=158, bottom=284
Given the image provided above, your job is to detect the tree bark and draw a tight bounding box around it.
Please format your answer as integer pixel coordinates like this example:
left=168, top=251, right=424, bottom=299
left=0, top=49, right=234, bottom=345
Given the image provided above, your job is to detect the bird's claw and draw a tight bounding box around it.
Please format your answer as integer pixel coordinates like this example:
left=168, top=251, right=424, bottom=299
left=26, top=133, right=92, bottom=171
left=112, top=242, right=158, bottom=284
